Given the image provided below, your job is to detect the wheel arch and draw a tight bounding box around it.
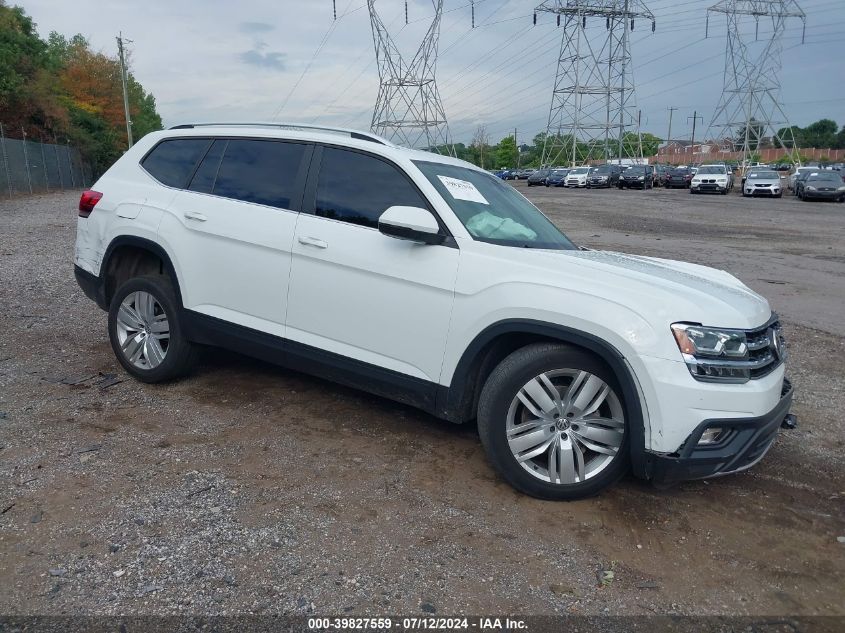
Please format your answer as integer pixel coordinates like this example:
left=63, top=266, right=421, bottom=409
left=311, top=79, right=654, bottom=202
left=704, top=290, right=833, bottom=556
left=100, top=236, right=183, bottom=310
left=436, top=319, right=650, bottom=478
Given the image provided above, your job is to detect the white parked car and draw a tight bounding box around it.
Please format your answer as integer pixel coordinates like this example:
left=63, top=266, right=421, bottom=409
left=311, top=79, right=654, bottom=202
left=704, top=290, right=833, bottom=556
left=788, top=166, right=818, bottom=191
left=74, top=123, right=792, bottom=500
left=690, top=164, right=733, bottom=195
left=564, top=166, right=591, bottom=188
left=743, top=169, right=783, bottom=198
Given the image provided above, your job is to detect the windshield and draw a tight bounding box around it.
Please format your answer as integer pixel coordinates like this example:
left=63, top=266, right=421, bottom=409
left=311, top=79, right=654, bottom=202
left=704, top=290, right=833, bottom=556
left=749, top=171, right=779, bottom=179
left=626, top=166, right=645, bottom=174
left=809, top=172, right=841, bottom=182
left=551, top=169, right=567, bottom=176
left=570, top=167, right=590, bottom=175
left=670, top=169, right=688, bottom=175
left=697, top=166, right=726, bottom=175
left=414, top=161, right=576, bottom=250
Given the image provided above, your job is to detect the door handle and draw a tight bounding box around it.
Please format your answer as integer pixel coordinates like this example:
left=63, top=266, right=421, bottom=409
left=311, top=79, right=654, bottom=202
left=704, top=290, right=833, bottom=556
left=298, top=236, right=328, bottom=249
left=183, top=211, right=207, bottom=222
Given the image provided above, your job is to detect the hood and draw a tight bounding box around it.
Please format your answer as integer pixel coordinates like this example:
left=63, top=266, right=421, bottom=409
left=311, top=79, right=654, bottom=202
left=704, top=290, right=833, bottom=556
left=496, top=248, right=772, bottom=330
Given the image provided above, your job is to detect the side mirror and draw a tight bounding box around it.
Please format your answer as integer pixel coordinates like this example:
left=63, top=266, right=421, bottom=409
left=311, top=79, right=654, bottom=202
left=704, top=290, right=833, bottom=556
left=378, top=206, right=445, bottom=245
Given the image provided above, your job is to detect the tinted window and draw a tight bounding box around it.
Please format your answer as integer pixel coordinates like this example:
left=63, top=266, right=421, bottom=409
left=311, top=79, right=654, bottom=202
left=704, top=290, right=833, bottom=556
left=213, top=139, right=306, bottom=209
left=188, top=140, right=227, bottom=194
left=315, top=148, right=427, bottom=228
left=142, top=139, right=211, bottom=188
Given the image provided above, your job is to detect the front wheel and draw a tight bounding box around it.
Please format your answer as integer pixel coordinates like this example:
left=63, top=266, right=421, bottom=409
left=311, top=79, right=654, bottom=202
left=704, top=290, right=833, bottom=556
left=108, top=275, right=198, bottom=383
left=477, top=344, right=629, bottom=500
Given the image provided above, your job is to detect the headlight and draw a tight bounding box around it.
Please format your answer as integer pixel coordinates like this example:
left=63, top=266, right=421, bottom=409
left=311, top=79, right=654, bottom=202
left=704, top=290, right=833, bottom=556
left=672, top=324, right=748, bottom=358
left=806, top=186, right=816, bottom=191
left=671, top=323, right=752, bottom=382
left=638, top=176, right=644, bottom=180
left=838, top=186, right=845, bottom=191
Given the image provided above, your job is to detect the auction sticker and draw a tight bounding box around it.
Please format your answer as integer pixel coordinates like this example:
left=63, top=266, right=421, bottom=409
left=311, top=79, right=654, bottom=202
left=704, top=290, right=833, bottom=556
left=437, top=176, right=489, bottom=204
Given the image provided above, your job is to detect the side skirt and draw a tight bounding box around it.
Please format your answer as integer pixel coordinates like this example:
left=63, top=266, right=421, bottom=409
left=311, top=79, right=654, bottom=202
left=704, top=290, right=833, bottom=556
left=181, top=310, right=440, bottom=415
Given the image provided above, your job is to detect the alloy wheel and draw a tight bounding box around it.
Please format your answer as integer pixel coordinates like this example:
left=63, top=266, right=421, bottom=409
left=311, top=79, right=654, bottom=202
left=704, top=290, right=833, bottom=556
left=506, top=369, right=625, bottom=485
left=115, top=291, right=170, bottom=369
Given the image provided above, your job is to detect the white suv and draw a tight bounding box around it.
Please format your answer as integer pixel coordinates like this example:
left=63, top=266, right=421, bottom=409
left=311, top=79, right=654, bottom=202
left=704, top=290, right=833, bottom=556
left=690, top=164, right=733, bottom=194
left=74, top=123, right=793, bottom=500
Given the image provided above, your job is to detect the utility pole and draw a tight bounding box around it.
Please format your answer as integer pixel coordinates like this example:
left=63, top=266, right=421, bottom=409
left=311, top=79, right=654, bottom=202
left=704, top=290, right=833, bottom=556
left=666, top=106, right=678, bottom=147
left=116, top=32, right=133, bottom=148
left=514, top=128, right=520, bottom=169
left=688, top=110, right=703, bottom=160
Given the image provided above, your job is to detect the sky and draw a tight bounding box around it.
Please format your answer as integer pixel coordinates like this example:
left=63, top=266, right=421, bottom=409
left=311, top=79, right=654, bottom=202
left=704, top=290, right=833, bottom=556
left=18, top=0, right=845, bottom=146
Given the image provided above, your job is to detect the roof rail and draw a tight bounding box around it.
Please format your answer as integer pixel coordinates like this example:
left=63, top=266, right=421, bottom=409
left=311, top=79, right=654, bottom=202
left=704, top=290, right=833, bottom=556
left=167, top=122, right=392, bottom=146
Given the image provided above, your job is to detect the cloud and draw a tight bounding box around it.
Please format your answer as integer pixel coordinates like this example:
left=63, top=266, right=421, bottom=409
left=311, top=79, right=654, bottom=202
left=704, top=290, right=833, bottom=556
left=240, top=49, right=287, bottom=71
left=239, top=21, right=275, bottom=34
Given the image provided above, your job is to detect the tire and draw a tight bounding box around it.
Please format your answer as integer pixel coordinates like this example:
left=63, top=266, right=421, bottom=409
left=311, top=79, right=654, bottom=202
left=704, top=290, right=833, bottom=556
left=775, top=193, right=782, bottom=199
left=477, top=343, right=630, bottom=500
left=108, top=274, right=198, bottom=383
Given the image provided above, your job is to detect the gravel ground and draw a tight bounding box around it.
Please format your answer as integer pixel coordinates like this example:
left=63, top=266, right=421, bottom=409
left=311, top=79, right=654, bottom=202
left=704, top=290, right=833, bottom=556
left=0, top=188, right=843, bottom=617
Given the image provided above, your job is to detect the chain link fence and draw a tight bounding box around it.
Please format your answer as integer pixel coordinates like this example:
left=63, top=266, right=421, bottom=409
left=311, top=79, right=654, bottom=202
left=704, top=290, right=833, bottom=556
left=0, top=124, right=92, bottom=198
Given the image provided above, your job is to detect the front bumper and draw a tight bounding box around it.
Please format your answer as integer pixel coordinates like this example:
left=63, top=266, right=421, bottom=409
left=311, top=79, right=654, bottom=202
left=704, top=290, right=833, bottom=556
left=803, top=190, right=842, bottom=200
left=745, top=186, right=781, bottom=196
left=691, top=182, right=728, bottom=193
left=650, top=379, right=793, bottom=485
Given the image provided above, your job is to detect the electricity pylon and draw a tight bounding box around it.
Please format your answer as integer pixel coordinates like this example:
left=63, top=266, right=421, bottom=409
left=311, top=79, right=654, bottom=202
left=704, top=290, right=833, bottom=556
left=368, top=0, right=453, bottom=154
left=535, top=1, right=654, bottom=167
left=704, top=0, right=805, bottom=166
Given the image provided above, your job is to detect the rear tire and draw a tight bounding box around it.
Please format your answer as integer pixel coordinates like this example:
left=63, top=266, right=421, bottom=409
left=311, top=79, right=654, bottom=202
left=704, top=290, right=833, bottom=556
left=108, top=275, right=198, bottom=383
left=477, top=343, right=630, bottom=500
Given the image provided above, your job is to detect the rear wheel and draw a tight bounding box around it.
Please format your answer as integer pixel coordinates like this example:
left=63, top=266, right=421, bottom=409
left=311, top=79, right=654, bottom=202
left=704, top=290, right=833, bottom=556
left=108, top=275, right=198, bottom=383
left=477, top=343, right=629, bottom=500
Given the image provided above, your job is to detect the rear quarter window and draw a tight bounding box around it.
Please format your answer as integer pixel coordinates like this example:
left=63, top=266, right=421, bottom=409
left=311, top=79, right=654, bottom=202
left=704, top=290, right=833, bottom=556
left=141, top=139, right=212, bottom=188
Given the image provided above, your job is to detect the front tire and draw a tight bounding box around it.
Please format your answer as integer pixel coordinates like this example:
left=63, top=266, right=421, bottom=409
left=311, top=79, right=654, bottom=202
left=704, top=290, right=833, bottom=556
left=477, top=343, right=629, bottom=500
left=108, top=275, right=198, bottom=383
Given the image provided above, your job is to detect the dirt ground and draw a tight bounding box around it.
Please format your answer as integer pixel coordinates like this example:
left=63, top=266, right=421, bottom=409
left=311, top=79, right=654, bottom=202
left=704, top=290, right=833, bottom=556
left=0, top=186, right=843, bottom=617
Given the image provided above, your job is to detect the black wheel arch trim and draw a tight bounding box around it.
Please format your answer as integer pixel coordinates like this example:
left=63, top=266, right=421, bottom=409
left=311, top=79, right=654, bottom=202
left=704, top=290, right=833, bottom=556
left=99, top=235, right=184, bottom=309
left=436, top=319, right=650, bottom=478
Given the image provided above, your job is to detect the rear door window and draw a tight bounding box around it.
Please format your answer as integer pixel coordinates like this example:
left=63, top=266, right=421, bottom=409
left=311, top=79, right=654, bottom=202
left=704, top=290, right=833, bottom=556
left=142, top=138, right=211, bottom=188
left=212, top=139, right=308, bottom=209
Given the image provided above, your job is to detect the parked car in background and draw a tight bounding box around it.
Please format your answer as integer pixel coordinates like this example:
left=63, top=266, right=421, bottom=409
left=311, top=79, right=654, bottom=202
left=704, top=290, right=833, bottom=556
left=792, top=169, right=814, bottom=196
left=564, top=166, right=592, bottom=188
left=743, top=170, right=783, bottom=198
left=690, top=165, right=732, bottom=195
left=587, top=164, right=623, bottom=188
left=527, top=169, right=551, bottom=186
left=514, top=168, right=534, bottom=180
left=545, top=168, right=570, bottom=187
left=618, top=165, right=654, bottom=189
left=789, top=166, right=819, bottom=190
left=653, top=165, right=669, bottom=186
left=665, top=167, right=693, bottom=188
left=797, top=171, right=845, bottom=202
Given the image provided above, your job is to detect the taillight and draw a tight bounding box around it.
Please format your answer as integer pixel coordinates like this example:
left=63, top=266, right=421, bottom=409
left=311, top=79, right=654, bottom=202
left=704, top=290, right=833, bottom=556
left=78, top=190, right=103, bottom=218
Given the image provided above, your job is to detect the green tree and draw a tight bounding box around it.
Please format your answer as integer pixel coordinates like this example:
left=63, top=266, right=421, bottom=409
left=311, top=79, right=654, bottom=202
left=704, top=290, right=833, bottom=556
left=0, top=3, right=163, bottom=177
left=495, top=135, right=517, bottom=168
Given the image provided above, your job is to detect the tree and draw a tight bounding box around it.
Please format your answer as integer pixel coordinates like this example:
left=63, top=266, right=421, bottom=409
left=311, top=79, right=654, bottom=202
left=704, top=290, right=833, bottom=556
left=733, top=118, right=766, bottom=151
left=470, top=124, right=490, bottom=169
left=495, top=135, right=517, bottom=168
left=0, top=4, right=163, bottom=176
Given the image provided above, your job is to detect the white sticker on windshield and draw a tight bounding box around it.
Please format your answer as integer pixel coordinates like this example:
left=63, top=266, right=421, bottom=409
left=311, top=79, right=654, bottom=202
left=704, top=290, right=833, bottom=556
left=437, top=176, right=489, bottom=205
